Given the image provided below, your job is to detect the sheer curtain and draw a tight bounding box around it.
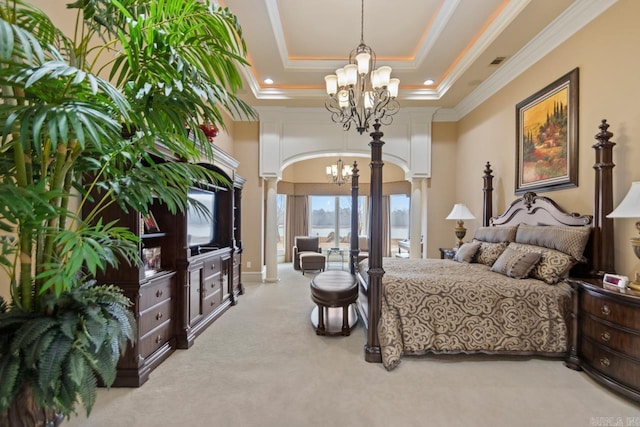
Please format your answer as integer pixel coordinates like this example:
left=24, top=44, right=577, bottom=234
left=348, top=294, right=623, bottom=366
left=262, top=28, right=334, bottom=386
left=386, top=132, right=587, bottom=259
left=284, top=195, right=309, bottom=262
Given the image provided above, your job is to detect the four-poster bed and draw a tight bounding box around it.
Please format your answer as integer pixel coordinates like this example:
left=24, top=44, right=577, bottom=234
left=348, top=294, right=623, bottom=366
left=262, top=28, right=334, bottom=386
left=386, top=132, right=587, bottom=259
left=349, top=119, right=617, bottom=369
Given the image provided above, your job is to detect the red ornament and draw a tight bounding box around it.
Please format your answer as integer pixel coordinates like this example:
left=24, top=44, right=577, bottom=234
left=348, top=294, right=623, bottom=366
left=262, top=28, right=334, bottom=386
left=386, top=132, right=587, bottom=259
left=199, top=122, right=219, bottom=142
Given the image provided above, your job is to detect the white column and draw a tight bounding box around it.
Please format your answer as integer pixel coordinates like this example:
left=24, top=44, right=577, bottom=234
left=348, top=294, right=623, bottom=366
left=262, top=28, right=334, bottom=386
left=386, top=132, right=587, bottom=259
left=410, top=178, right=423, bottom=258
left=264, top=177, right=279, bottom=282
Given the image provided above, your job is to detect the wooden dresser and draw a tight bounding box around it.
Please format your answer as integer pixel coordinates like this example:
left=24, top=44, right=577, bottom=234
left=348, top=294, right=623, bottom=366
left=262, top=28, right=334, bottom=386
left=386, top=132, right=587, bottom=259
left=572, top=278, right=640, bottom=402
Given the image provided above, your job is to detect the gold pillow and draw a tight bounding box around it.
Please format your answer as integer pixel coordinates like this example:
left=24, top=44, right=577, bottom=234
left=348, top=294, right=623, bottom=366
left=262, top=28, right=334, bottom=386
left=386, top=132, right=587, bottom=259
left=473, top=241, right=508, bottom=266
left=508, top=242, right=576, bottom=284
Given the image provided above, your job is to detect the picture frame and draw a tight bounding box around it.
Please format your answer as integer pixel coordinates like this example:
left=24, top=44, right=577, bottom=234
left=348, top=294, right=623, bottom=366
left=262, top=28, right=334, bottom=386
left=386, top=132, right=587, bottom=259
left=142, top=246, right=162, bottom=276
left=515, top=68, right=578, bottom=195
left=142, top=211, right=160, bottom=234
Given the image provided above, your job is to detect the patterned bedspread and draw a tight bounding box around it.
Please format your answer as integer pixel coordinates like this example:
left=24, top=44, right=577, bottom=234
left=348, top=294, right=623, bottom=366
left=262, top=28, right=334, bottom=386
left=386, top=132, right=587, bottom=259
left=375, top=257, right=573, bottom=370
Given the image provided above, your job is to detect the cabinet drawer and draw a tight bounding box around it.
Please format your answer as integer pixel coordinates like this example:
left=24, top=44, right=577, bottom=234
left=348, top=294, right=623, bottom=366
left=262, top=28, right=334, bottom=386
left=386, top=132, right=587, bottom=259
left=581, top=338, right=640, bottom=391
left=139, top=321, right=173, bottom=359
left=203, top=286, right=222, bottom=317
left=203, top=273, right=220, bottom=296
left=580, top=291, right=640, bottom=330
left=581, top=313, right=640, bottom=359
left=139, top=298, right=173, bottom=336
left=203, top=256, right=221, bottom=278
left=140, top=274, right=174, bottom=310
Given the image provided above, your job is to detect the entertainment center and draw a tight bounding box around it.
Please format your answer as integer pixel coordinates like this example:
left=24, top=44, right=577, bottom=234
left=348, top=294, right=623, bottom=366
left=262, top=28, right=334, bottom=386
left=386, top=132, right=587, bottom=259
left=88, top=144, right=244, bottom=386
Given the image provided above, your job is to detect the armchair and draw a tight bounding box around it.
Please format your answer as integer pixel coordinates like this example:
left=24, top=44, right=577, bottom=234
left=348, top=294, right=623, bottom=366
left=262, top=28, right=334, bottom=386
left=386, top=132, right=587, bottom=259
left=357, top=236, right=369, bottom=263
left=293, top=236, right=321, bottom=271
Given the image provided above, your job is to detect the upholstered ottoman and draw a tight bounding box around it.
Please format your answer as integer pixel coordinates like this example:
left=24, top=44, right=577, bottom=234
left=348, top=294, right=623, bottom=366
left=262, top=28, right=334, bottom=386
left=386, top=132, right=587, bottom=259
left=310, top=271, right=358, bottom=336
left=299, top=252, right=326, bottom=275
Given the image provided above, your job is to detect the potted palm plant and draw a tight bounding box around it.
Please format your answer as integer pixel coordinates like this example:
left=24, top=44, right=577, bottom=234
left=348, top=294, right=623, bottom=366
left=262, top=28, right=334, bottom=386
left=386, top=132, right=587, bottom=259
left=0, top=0, right=255, bottom=424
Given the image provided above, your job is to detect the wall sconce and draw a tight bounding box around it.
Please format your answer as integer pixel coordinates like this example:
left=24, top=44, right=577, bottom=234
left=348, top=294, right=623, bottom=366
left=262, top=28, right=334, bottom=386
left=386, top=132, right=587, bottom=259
left=446, top=203, right=475, bottom=248
left=606, top=181, right=640, bottom=291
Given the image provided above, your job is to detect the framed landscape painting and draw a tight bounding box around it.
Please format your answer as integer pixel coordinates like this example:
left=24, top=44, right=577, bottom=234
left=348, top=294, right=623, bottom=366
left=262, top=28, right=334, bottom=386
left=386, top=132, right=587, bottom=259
left=515, top=68, right=578, bottom=195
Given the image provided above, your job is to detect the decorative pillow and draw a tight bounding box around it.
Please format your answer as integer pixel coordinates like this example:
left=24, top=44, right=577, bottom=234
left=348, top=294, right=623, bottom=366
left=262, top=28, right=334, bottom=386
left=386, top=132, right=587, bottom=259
left=508, top=242, right=576, bottom=284
left=453, top=241, right=481, bottom=263
left=473, top=241, right=508, bottom=266
left=473, top=226, right=518, bottom=243
left=515, top=224, right=591, bottom=261
left=491, top=246, right=542, bottom=279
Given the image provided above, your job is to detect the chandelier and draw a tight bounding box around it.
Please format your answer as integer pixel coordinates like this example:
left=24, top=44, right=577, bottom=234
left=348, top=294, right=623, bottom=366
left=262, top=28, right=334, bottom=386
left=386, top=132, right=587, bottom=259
left=324, top=0, right=400, bottom=135
left=326, top=158, right=353, bottom=186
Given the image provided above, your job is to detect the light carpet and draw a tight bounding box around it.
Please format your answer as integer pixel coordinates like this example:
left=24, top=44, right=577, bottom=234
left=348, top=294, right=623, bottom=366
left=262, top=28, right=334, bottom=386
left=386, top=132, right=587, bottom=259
left=67, top=263, right=640, bottom=427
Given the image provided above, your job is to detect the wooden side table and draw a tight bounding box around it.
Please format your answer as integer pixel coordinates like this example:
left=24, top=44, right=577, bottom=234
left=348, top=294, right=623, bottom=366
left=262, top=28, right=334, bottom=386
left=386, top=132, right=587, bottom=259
left=567, top=277, right=640, bottom=403
left=439, top=248, right=456, bottom=260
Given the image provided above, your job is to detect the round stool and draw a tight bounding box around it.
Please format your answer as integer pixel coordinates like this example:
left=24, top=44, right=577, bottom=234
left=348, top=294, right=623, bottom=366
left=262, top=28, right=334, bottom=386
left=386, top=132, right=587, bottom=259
left=310, top=271, right=358, bottom=336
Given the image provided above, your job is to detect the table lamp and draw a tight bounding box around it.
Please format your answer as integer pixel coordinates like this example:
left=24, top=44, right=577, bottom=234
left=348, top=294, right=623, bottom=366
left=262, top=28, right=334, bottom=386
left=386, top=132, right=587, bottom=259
left=446, top=203, right=475, bottom=248
left=606, top=181, right=640, bottom=291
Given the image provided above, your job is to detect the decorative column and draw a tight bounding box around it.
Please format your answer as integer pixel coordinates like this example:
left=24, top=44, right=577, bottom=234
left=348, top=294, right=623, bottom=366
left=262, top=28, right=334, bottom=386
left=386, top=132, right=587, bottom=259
left=592, top=119, right=616, bottom=276
left=410, top=178, right=423, bottom=258
left=366, top=120, right=384, bottom=363
left=264, top=177, right=279, bottom=283
left=350, top=162, right=360, bottom=275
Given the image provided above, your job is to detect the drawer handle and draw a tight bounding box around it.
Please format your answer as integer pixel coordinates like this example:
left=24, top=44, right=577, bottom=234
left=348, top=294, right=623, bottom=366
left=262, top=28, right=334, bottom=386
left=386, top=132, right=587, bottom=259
left=599, top=357, right=610, bottom=367
left=210, top=301, right=215, bottom=306
left=156, top=289, right=163, bottom=298
left=600, top=304, right=610, bottom=316
left=156, top=312, right=163, bottom=321
left=155, top=334, right=163, bottom=344
left=600, top=331, right=611, bottom=342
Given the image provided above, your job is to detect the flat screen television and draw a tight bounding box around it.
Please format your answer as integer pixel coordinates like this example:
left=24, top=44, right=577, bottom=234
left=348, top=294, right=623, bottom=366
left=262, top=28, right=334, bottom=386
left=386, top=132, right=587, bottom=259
left=186, top=186, right=217, bottom=250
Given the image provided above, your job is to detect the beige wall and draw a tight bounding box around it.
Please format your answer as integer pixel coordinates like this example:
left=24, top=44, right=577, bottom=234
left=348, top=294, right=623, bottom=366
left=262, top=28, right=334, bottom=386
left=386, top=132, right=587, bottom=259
left=232, top=122, right=263, bottom=274
left=426, top=122, right=459, bottom=258
left=455, top=0, right=640, bottom=278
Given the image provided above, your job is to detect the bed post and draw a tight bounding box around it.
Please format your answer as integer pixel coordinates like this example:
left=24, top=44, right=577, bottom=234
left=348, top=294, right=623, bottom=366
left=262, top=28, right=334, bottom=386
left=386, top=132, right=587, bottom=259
left=592, top=119, right=616, bottom=276
left=482, top=162, right=494, bottom=226
left=365, top=120, right=384, bottom=363
left=350, top=162, right=360, bottom=275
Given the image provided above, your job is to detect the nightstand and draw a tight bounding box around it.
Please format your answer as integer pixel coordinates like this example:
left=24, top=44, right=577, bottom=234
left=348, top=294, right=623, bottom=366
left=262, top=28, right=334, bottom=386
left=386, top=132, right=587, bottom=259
left=439, top=248, right=456, bottom=260
left=568, top=278, right=640, bottom=403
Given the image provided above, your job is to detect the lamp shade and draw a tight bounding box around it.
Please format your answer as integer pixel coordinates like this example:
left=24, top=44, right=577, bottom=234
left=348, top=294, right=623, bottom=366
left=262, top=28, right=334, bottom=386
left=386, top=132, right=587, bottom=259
left=446, top=203, right=475, bottom=220
left=607, top=182, right=640, bottom=218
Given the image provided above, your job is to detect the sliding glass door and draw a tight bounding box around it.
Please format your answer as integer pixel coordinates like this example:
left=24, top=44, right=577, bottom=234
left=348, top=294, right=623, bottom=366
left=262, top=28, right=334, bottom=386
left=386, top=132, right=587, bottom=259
left=310, top=196, right=366, bottom=250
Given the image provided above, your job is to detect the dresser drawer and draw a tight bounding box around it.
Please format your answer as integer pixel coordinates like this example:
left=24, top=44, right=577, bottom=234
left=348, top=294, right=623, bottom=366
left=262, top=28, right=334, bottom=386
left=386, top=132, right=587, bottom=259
left=139, top=298, right=173, bottom=336
left=580, top=291, right=640, bottom=330
left=203, top=273, right=220, bottom=296
left=140, top=274, right=174, bottom=310
left=203, top=256, right=221, bottom=279
left=139, top=320, right=173, bottom=359
left=580, top=313, right=640, bottom=359
left=581, top=338, right=640, bottom=391
left=203, top=285, right=222, bottom=317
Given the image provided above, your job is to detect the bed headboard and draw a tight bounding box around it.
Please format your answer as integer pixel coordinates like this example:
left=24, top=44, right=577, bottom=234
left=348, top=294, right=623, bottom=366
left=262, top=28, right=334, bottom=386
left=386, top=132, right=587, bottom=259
left=489, top=192, right=594, bottom=277
left=489, top=192, right=593, bottom=228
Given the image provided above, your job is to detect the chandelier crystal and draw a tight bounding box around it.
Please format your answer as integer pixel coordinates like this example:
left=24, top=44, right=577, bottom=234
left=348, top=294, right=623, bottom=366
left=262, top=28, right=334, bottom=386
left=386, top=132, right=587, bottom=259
left=324, top=0, right=400, bottom=134
left=326, top=158, right=353, bottom=186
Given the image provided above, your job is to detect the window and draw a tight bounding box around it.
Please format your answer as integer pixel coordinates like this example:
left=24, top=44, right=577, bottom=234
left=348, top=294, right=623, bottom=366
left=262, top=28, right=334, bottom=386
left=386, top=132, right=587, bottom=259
left=390, top=194, right=410, bottom=253
left=309, top=196, right=366, bottom=250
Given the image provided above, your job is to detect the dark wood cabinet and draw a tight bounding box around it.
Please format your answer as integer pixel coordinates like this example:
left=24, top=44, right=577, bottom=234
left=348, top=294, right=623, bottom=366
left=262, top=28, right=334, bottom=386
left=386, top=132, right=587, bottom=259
left=87, top=146, right=244, bottom=386
left=571, top=278, right=640, bottom=403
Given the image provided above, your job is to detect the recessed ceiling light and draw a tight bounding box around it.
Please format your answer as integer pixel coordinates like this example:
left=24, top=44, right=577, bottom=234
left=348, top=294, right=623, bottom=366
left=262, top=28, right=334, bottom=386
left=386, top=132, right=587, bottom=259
left=263, top=78, right=274, bottom=85
left=423, top=79, right=434, bottom=86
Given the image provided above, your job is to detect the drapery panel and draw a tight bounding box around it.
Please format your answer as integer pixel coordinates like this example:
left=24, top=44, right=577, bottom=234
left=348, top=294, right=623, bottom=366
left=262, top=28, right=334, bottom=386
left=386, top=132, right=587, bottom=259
left=284, top=195, right=309, bottom=262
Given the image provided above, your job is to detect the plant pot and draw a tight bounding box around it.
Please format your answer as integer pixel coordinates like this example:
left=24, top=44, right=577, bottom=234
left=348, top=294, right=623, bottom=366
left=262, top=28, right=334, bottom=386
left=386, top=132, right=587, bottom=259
left=0, top=385, right=63, bottom=427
